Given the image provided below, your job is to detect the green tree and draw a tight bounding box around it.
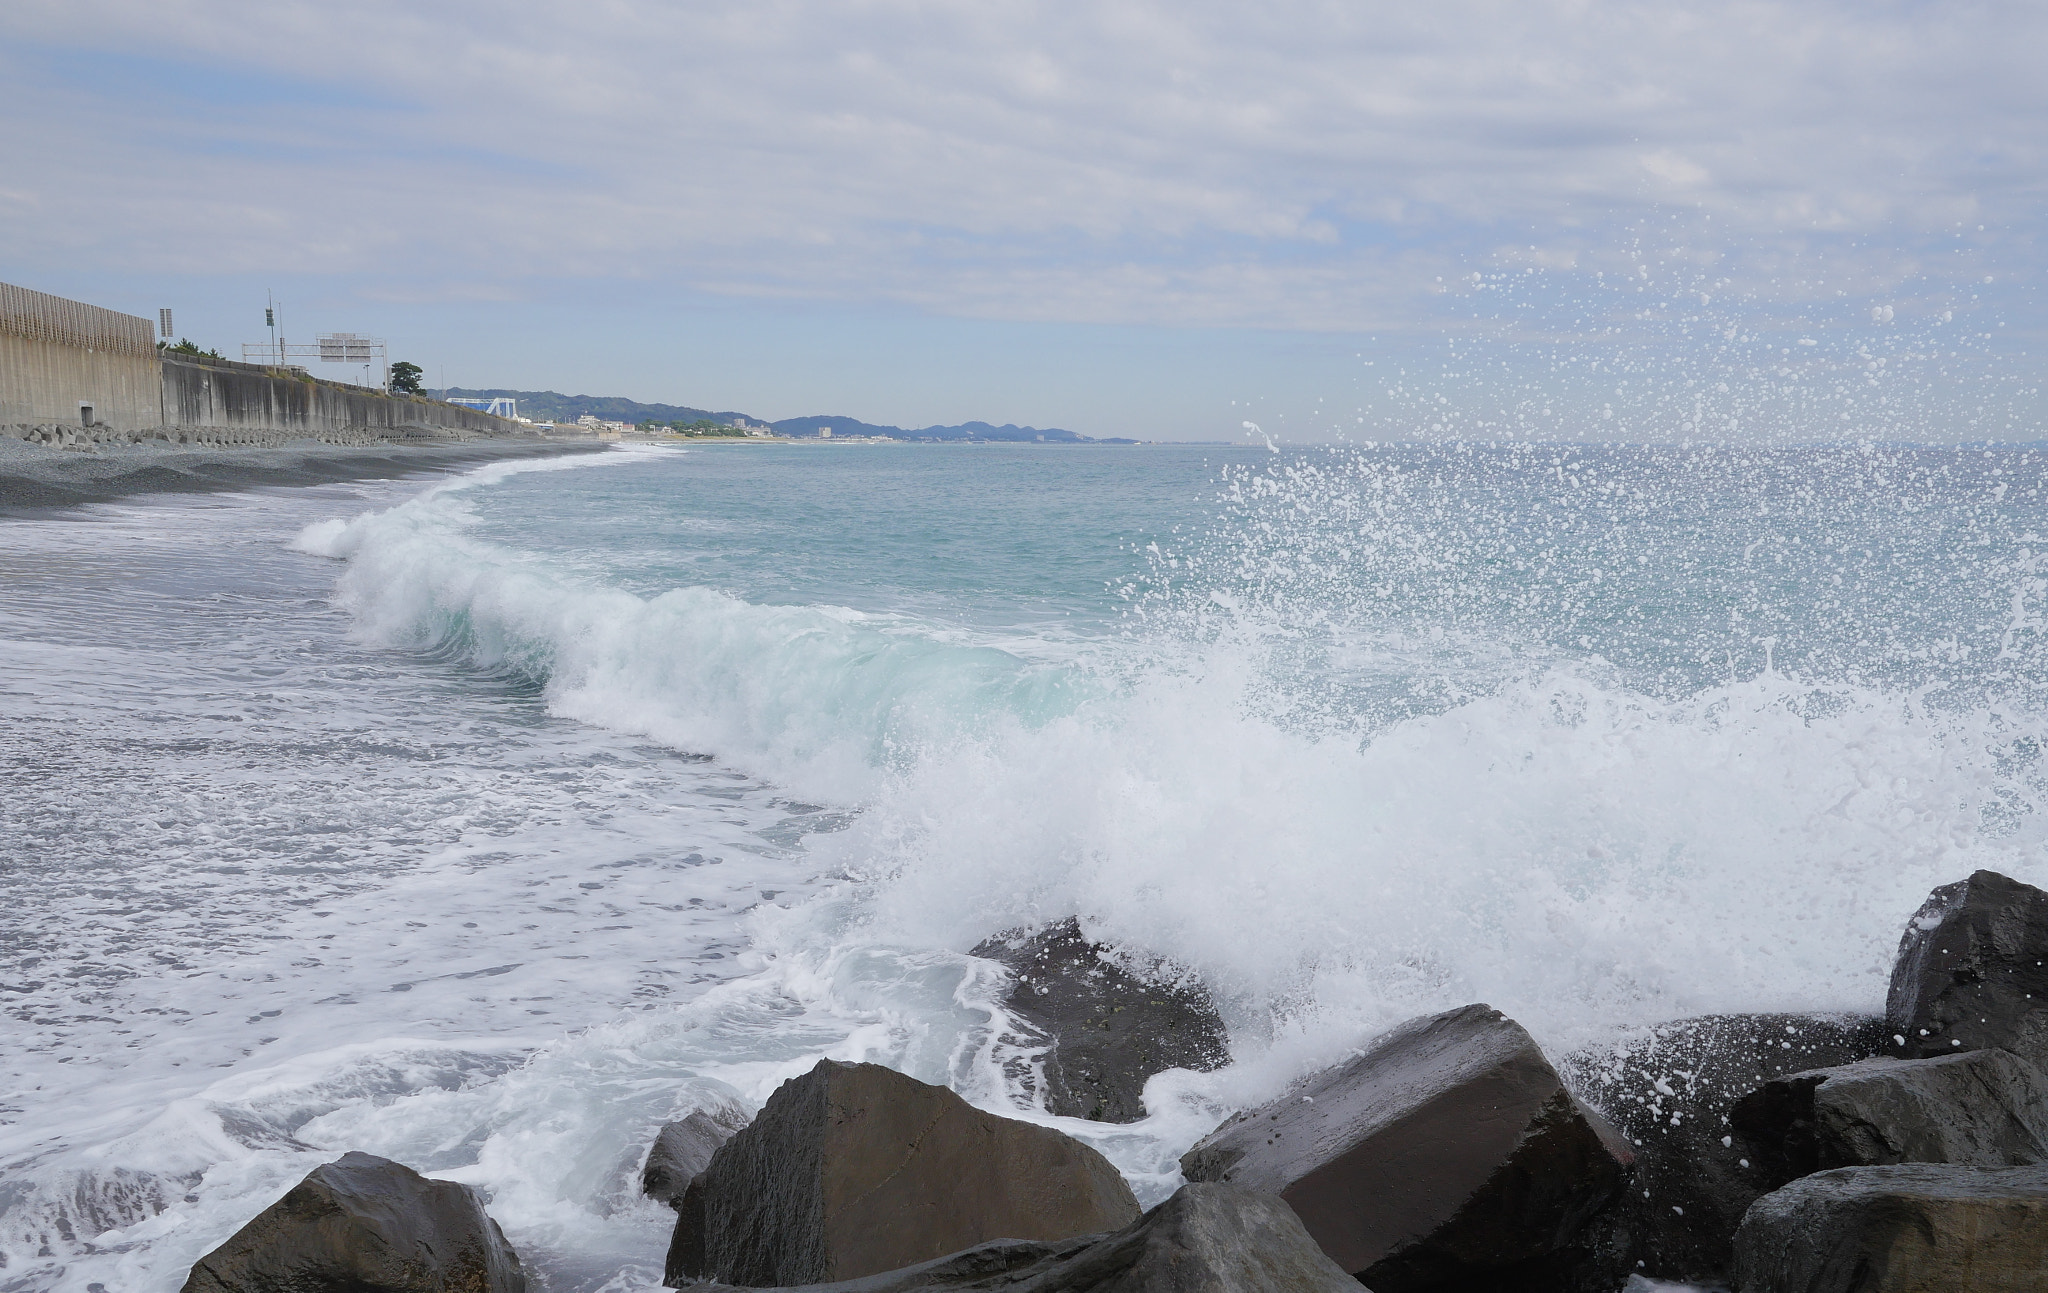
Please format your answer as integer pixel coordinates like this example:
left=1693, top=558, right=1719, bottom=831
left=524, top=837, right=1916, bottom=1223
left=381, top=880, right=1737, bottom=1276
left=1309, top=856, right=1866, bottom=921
left=158, top=338, right=225, bottom=360
left=389, top=361, right=424, bottom=395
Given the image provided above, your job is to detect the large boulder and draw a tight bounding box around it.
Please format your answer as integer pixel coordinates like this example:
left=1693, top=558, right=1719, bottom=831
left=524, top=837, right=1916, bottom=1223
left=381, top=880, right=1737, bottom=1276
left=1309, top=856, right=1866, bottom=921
left=1731, top=1164, right=2048, bottom=1292
left=676, top=1235, right=1094, bottom=1293
left=181, top=1151, right=525, bottom=1293
left=665, top=1058, right=1140, bottom=1287
left=1179, top=1003, right=1629, bottom=1292
left=642, top=1106, right=750, bottom=1210
left=1561, top=1012, right=1886, bottom=1286
left=1731, top=1049, right=2048, bottom=1181
left=1887, top=868, right=2048, bottom=1069
left=1005, top=1181, right=1362, bottom=1293
left=971, top=918, right=1229, bottom=1123
left=676, top=1183, right=1361, bottom=1293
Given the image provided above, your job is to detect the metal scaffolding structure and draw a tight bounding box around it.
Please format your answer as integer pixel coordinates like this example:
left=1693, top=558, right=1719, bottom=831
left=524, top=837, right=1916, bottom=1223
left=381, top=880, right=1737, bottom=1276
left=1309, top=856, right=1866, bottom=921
left=444, top=396, right=519, bottom=419
left=242, top=334, right=389, bottom=389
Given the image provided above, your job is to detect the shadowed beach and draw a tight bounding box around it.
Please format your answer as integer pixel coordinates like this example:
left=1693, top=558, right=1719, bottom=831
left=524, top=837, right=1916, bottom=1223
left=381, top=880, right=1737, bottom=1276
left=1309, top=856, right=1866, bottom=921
left=0, top=437, right=606, bottom=513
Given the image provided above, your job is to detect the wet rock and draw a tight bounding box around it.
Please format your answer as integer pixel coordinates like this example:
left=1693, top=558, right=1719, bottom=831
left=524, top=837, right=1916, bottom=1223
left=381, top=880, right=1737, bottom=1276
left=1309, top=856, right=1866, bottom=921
left=677, top=1236, right=1095, bottom=1293
left=642, top=1106, right=750, bottom=1210
left=1560, top=1012, right=1886, bottom=1286
left=1731, top=1163, right=2048, bottom=1292
left=674, top=1183, right=1360, bottom=1293
left=670, top=1173, right=711, bottom=1282
left=972, top=918, right=1228, bottom=1123
left=665, top=1058, right=1140, bottom=1287
left=1180, top=1003, right=1628, bottom=1292
left=1887, top=868, right=2048, bottom=1069
left=1003, top=1182, right=1362, bottom=1293
left=1729, top=1048, right=2048, bottom=1183
left=181, top=1151, right=526, bottom=1293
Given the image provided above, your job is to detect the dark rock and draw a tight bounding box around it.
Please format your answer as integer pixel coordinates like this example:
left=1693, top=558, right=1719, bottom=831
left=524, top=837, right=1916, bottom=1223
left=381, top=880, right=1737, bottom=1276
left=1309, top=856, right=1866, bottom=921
left=181, top=1150, right=525, bottom=1293
left=643, top=1106, right=750, bottom=1209
left=1731, top=1163, right=2048, bottom=1292
left=1729, top=1048, right=2048, bottom=1182
left=674, top=1183, right=1361, bottom=1293
left=669, top=1172, right=710, bottom=1280
left=666, top=1058, right=1140, bottom=1287
left=1560, top=1012, right=1886, bottom=1286
left=678, top=1236, right=1095, bottom=1293
left=1887, top=868, right=2048, bottom=1069
left=972, top=918, right=1229, bottom=1123
left=1002, top=1182, right=1362, bottom=1293
left=1180, top=1003, right=1628, bottom=1292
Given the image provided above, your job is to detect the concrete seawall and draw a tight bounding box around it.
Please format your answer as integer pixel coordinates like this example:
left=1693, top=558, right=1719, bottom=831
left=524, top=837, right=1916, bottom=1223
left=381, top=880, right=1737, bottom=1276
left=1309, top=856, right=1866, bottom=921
left=3, top=280, right=530, bottom=447
left=0, top=284, right=162, bottom=431
left=153, top=355, right=526, bottom=446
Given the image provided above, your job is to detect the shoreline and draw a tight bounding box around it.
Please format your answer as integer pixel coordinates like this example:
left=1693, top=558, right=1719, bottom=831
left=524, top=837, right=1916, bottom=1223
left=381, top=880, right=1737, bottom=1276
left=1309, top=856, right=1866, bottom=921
left=0, top=436, right=611, bottom=514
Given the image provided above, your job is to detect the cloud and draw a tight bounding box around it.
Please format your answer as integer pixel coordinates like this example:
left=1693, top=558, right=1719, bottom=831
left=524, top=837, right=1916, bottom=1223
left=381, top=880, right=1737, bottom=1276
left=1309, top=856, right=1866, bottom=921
left=1641, top=151, right=1711, bottom=189
left=2, top=0, right=2043, bottom=329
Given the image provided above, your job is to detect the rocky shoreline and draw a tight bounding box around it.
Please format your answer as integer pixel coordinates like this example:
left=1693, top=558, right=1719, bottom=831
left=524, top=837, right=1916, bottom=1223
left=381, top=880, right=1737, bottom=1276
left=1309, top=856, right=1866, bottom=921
left=176, top=871, right=2048, bottom=1292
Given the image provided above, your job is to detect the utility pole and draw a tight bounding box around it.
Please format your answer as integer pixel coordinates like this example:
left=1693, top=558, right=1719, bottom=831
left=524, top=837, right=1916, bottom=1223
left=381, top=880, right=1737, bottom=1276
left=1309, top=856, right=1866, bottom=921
left=265, top=290, right=277, bottom=365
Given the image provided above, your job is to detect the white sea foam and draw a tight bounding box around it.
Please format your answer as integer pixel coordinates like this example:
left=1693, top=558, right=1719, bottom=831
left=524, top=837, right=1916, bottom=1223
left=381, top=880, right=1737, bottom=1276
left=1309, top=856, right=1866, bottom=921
left=294, top=456, right=1095, bottom=805
left=290, top=443, right=2048, bottom=1082
left=11, top=442, right=2046, bottom=1292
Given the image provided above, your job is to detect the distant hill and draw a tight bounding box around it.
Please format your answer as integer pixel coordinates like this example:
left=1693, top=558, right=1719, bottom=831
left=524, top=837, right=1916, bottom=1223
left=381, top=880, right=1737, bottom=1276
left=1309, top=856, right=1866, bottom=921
left=433, top=388, right=1132, bottom=442
left=770, top=414, right=1121, bottom=443
left=433, top=388, right=757, bottom=427
left=763, top=413, right=905, bottom=438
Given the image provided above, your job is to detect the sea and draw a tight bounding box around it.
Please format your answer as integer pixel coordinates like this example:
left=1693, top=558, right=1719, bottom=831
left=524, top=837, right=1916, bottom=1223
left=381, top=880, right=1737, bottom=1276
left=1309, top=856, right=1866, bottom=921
left=5, top=437, right=2048, bottom=1291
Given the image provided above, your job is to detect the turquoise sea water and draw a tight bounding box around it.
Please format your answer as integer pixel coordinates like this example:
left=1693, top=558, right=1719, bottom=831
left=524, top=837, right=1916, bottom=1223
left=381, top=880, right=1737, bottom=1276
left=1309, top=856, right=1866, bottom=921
left=6, top=439, right=2048, bottom=1291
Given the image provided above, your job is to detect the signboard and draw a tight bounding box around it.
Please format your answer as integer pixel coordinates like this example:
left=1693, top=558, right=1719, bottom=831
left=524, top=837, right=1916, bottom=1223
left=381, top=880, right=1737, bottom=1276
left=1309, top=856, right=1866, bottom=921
left=317, top=333, right=378, bottom=363
left=238, top=332, right=391, bottom=390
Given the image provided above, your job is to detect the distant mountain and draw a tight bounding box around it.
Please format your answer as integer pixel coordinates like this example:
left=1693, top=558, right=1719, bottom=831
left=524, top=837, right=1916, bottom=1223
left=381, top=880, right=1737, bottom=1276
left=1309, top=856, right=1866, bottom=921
left=432, top=389, right=1133, bottom=442
left=772, top=415, right=1125, bottom=443
left=765, top=414, right=906, bottom=438
left=433, top=388, right=756, bottom=427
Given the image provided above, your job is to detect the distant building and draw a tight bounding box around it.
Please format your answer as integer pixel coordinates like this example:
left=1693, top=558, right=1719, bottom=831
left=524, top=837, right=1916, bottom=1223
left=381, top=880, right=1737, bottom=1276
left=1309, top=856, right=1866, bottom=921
left=565, top=413, right=629, bottom=437
left=819, top=427, right=832, bottom=438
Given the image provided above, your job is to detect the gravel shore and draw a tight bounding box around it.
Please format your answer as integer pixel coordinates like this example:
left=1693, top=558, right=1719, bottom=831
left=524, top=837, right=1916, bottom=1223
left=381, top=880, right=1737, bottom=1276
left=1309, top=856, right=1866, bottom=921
left=0, top=436, right=608, bottom=513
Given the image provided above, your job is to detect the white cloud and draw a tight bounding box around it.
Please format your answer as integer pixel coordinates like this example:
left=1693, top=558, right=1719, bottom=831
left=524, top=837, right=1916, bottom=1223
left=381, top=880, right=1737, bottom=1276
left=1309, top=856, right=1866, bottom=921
left=1641, top=151, right=1710, bottom=189
left=1, top=0, right=2043, bottom=328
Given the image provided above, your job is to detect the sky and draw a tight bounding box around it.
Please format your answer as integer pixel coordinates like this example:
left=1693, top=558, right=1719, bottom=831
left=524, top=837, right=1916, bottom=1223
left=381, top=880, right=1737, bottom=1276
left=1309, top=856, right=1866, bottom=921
left=1, top=0, right=2043, bottom=440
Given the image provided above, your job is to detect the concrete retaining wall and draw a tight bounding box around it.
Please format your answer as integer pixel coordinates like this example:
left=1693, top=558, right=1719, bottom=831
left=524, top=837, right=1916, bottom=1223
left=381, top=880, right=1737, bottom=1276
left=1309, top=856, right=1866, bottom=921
left=159, top=356, right=523, bottom=442
left=2, top=280, right=529, bottom=446
left=0, top=285, right=161, bottom=430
